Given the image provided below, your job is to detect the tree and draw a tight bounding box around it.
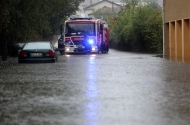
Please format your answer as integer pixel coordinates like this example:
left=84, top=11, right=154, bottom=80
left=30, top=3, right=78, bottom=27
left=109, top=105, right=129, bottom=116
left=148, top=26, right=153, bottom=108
left=0, top=0, right=85, bottom=40
left=0, top=0, right=84, bottom=59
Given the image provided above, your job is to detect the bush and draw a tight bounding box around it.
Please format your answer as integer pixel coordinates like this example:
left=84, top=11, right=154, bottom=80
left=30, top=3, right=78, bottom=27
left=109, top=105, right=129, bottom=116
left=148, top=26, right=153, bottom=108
left=108, top=1, right=163, bottom=53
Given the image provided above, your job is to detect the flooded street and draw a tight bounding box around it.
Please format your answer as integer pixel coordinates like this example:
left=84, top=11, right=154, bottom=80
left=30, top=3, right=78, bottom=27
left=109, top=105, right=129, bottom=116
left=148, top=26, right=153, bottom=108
left=0, top=49, right=190, bottom=125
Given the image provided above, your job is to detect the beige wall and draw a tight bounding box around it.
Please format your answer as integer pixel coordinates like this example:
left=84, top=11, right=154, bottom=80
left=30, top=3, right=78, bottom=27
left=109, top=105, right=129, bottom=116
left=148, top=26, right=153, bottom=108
left=164, top=0, right=190, bottom=22
left=164, top=0, right=190, bottom=61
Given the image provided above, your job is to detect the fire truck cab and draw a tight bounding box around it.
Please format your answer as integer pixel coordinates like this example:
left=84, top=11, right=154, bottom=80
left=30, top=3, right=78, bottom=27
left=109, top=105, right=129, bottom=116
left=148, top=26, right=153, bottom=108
left=59, top=17, right=109, bottom=54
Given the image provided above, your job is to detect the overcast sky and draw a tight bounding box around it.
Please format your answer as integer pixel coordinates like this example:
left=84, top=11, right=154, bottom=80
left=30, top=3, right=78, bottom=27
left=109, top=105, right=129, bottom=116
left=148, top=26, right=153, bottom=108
left=81, top=0, right=163, bottom=6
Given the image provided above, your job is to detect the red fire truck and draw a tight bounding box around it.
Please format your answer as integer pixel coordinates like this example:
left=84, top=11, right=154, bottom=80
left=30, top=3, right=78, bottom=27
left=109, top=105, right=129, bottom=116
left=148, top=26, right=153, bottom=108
left=58, top=17, right=109, bottom=54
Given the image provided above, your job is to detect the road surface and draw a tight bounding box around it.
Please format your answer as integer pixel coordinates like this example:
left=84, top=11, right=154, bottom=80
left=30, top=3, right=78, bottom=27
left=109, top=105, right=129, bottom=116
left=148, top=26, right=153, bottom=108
left=0, top=49, right=190, bottom=125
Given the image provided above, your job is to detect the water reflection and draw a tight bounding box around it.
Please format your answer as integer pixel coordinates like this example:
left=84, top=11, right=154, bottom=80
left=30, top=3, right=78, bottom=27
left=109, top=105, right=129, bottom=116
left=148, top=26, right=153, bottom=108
left=164, top=56, right=190, bottom=64
left=84, top=55, right=99, bottom=125
left=65, top=54, right=71, bottom=57
left=160, top=58, right=190, bottom=120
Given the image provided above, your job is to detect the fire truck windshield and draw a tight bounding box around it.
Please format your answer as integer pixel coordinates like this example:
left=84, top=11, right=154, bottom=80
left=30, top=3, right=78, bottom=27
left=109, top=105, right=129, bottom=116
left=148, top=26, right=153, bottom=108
left=65, top=23, right=95, bottom=36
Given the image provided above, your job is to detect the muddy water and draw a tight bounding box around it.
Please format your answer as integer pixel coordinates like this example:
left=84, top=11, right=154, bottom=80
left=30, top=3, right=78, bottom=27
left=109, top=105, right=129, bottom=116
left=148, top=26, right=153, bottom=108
left=0, top=49, right=190, bottom=125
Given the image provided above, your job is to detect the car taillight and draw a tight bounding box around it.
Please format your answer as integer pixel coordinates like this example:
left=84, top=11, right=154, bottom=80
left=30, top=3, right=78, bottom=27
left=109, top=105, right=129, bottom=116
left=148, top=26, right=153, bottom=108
left=46, top=50, right=54, bottom=56
left=19, top=51, right=27, bottom=57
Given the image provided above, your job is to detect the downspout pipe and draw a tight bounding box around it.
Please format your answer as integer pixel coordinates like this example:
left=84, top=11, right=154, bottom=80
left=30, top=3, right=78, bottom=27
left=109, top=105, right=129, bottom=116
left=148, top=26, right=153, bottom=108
left=162, top=0, right=165, bottom=57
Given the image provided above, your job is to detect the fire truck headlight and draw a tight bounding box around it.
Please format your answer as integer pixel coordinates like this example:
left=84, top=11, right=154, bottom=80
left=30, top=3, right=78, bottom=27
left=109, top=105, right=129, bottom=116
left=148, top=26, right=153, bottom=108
left=88, top=39, right=94, bottom=45
left=92, top=48, right=96, bottom=51
left=66, top=48, right=70, bottom=51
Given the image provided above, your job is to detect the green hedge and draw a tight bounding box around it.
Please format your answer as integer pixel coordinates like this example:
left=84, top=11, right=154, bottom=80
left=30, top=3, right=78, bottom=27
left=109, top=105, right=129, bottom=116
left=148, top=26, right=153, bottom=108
left=108, top=2, right=163, bottom=53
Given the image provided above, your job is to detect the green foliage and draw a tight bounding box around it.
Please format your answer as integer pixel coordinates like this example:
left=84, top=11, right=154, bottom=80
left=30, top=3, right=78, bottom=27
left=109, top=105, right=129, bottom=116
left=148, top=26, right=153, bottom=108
left=109, top=0, right=163, bottom=53
left=0, top=0, right=84, bottom=43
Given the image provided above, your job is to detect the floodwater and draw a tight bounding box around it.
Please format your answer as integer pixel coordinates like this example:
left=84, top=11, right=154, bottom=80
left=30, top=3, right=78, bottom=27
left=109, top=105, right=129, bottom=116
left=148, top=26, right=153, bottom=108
left=0, top=49, right=190, bottom=125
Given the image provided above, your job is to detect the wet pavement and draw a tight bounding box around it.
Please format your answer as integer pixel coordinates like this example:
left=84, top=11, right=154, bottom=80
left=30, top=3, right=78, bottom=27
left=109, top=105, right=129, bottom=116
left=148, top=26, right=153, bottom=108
left=0, top=49, right=190, bottom=125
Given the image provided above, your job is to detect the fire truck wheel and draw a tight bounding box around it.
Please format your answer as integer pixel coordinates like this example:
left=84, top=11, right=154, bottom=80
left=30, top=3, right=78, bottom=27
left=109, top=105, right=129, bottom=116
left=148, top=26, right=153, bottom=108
left=104, top=45, right=108, bottom=53
left=100, top=44, right=106, bottom=53
left=106, top=46, right=109, bottom=53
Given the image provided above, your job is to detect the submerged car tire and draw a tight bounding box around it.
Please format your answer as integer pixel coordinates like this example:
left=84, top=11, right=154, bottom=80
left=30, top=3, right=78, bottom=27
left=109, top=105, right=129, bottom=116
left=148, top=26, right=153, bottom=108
left=18, top=60, right=22, bottom=63
left=51, top=60, right=56, bottom=63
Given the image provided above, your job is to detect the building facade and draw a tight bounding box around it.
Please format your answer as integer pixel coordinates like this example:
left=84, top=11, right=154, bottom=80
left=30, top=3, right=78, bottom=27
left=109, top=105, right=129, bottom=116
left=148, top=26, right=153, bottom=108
left=84, top=0, right=121, bottom=18
left=74, top=0, right=122, bottom=18
left=164, top=0, right=190, bottom=62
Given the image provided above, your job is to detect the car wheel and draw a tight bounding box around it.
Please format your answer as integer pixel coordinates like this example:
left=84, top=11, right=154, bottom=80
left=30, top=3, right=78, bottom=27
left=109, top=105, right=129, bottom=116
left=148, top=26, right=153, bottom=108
left=52, top=60, right=56, bottom=63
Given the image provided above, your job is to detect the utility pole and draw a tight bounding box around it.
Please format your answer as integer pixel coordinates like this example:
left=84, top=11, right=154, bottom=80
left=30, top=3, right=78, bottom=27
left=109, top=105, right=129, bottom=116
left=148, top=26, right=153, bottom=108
left=90, top=0, right=92, bottom=5
left=162, top=0, right=165, bottom=57
left=112, top=1, right=113, bottom=12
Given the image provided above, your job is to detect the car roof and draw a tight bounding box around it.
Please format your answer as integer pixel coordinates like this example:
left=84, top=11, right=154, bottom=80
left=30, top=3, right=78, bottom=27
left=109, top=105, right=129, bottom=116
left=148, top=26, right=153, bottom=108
left=26, top=41, right=50, bottom=43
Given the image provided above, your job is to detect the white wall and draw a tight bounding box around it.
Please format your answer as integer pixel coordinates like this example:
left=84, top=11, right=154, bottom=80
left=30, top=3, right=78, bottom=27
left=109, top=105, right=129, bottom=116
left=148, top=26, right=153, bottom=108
left=85, top=1, right=120, bottom=17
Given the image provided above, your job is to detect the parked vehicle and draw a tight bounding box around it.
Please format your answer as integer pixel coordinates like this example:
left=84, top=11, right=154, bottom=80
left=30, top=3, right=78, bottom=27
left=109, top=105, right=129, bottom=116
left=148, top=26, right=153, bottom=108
left=10, top=42, right=25, bottom=57
left=58, top=17, right=109, bottom=54
left=18, top=41, right=58, bottom=63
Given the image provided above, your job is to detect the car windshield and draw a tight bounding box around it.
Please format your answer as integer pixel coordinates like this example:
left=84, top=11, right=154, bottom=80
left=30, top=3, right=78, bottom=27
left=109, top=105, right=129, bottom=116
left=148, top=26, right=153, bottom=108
left=23, top=42, right=51, bottom=50
left=65, top=23, right=95, bottom=36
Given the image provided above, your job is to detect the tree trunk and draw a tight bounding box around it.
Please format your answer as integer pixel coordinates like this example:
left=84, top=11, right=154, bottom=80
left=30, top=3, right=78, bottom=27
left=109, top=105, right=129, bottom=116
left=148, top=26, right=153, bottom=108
left=2, top=23, right=7, bottom=61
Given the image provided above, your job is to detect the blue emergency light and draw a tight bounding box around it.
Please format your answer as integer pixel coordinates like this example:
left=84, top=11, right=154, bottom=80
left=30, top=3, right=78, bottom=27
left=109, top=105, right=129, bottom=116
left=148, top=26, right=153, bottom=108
left=88, top=39, right=94, bottom=45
